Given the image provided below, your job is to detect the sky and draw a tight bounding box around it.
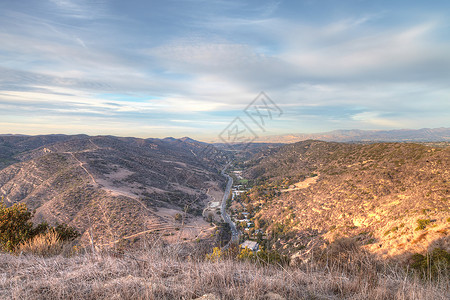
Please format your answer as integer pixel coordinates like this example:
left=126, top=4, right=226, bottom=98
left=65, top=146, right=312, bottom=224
left=0, top=0, right=449, bottom=141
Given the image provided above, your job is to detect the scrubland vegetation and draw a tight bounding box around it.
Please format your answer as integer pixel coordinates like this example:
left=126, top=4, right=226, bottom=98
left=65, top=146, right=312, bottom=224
left=239, top=141, right=449, bottom=258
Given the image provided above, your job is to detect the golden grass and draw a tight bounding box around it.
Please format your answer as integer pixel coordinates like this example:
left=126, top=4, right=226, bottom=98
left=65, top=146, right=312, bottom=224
left=17, top=229, right=63, bottom=257
left=0, top=239, right=448, bottom=300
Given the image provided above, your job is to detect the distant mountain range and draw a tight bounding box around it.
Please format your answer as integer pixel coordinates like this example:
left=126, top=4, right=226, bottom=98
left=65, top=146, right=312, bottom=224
left=256, top=127, right=450, bottom=143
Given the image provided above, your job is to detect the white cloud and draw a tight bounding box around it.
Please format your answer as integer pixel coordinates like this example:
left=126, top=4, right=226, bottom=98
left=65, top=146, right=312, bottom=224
left=351, top=112, right=405, bottom=128
left=1, top=1, right=449, bottom=137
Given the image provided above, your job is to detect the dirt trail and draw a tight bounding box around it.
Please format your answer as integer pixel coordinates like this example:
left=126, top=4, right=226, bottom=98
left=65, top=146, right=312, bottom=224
left=67, top=152, right=98, bottom=186
left=62, top=149, right=155, bottom=217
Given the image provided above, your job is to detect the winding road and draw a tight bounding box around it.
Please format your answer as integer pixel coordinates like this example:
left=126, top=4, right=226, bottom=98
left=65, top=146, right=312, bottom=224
left=220, top=164, right=239, bottom=243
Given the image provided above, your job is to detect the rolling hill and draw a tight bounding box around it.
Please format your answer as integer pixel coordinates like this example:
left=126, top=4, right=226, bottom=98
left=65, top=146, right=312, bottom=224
left=0, top=135, right=228, bottom=246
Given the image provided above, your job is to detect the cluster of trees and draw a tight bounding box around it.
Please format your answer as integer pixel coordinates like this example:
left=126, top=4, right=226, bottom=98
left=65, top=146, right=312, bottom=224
left=0, top=201, right=79, bottom=252
left=215, top=222, right=231, bottom=247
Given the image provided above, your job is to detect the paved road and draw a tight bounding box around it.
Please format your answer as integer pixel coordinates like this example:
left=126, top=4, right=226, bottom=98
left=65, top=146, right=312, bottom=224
left=220, top=164, right=239, bottom=244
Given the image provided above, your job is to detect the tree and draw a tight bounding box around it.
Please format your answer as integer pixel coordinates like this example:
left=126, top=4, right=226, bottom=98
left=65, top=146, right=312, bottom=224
left=216, top=222, right=231, bottom=246
left=0, top=202, right=34, bottom=252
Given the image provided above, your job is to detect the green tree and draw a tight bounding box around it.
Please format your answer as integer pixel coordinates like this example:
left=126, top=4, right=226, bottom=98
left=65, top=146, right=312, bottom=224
left=0, top=202, right=34, bottom=252
left=411, top=248, right=450, bottom=280
left=54, top=223, right=80, bottom=241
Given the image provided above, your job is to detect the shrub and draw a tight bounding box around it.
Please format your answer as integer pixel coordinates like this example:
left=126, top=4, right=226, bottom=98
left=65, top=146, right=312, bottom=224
left=255, top=249, right=290, bottom=266
left=237, top=246, right=254, bottom=260
left=205, top=247, right=222, bottom=262
left=384, top=226, right=398, bottom=236
left=53, top=223, right=80, bottom=241
left=236, top=246, right=289, bottom=266
left=410, top=248, right=450, bottom=280
left=415, top=218, right=431, bottom=231
left=0, top=202, right=34, bottom=252
left=0, top=201, right=79, bottom=253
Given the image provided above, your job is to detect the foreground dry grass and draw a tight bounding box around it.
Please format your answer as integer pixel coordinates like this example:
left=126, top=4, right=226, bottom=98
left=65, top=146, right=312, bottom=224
left=0, top=242, right=448, bottom=300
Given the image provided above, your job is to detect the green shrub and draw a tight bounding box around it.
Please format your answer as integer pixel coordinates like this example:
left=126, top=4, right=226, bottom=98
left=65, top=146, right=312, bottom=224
left=0, top=202, right=34, bottom=252
left=54, top=223, right=80, bottom=241
left=410, top=248, right=450, bottom=280
left=415, top=219, right=431, bottom=231
left=384, top=226, right=399, bottom=236
left=237, top=247, right=289, bottom=266
left=0, top=201, right=79, bottom=253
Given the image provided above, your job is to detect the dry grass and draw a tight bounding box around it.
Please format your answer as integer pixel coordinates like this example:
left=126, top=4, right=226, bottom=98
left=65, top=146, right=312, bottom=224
left=16, top=230, right=63, bottom=257
left=1, top=239, right=448, bottom=300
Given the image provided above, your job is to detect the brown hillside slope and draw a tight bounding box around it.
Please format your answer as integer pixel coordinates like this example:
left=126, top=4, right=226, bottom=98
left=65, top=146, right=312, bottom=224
left=242, top=141, right=449, bottom=258
left=0, top=135, right=228, bottom=245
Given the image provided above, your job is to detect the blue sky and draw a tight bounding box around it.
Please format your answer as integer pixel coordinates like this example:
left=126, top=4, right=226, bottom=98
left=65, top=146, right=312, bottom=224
left=0, top=0, right=449, bottom=141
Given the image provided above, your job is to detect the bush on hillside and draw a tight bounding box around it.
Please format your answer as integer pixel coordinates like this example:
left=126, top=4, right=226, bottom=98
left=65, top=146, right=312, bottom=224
left=0, top=201, right=79, bottom=253
left=415, top=218, right=431, bottom=231
left=410, top=248, right=450, bottom=280
left=0, top=202, right=34, bottom=252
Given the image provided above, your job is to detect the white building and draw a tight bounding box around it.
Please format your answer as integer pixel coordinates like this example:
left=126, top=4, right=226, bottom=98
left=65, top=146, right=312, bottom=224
left=240, top=240, right=259, bottom=252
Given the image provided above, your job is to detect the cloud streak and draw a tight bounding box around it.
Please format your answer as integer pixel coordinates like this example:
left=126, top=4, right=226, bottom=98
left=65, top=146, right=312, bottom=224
left=0, top=0, right=449, bottom=138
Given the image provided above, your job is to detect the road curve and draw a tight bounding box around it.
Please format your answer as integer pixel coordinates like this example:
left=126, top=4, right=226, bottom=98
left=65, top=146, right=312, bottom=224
left=220, top=164, right=239, bottom=244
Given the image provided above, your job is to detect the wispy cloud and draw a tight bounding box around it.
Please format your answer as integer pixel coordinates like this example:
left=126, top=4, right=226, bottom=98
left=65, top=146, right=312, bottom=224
left=0, top=0, right=449, bottom=138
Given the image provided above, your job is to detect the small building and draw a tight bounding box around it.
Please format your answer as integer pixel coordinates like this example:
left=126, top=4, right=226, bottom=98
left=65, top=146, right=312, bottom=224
left=240, top=240, right=259, bottom=252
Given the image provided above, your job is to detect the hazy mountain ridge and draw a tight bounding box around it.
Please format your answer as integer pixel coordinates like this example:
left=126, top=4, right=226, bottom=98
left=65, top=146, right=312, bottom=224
left=257, top=127, right=450, bottom=143
left=0, top=134, right=85, bottom=169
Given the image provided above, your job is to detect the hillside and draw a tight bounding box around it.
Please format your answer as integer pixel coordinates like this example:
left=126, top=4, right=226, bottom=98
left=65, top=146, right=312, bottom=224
left=239, top=140, right=449, bottom=259
left=0, top=135, right=228, bottom=246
